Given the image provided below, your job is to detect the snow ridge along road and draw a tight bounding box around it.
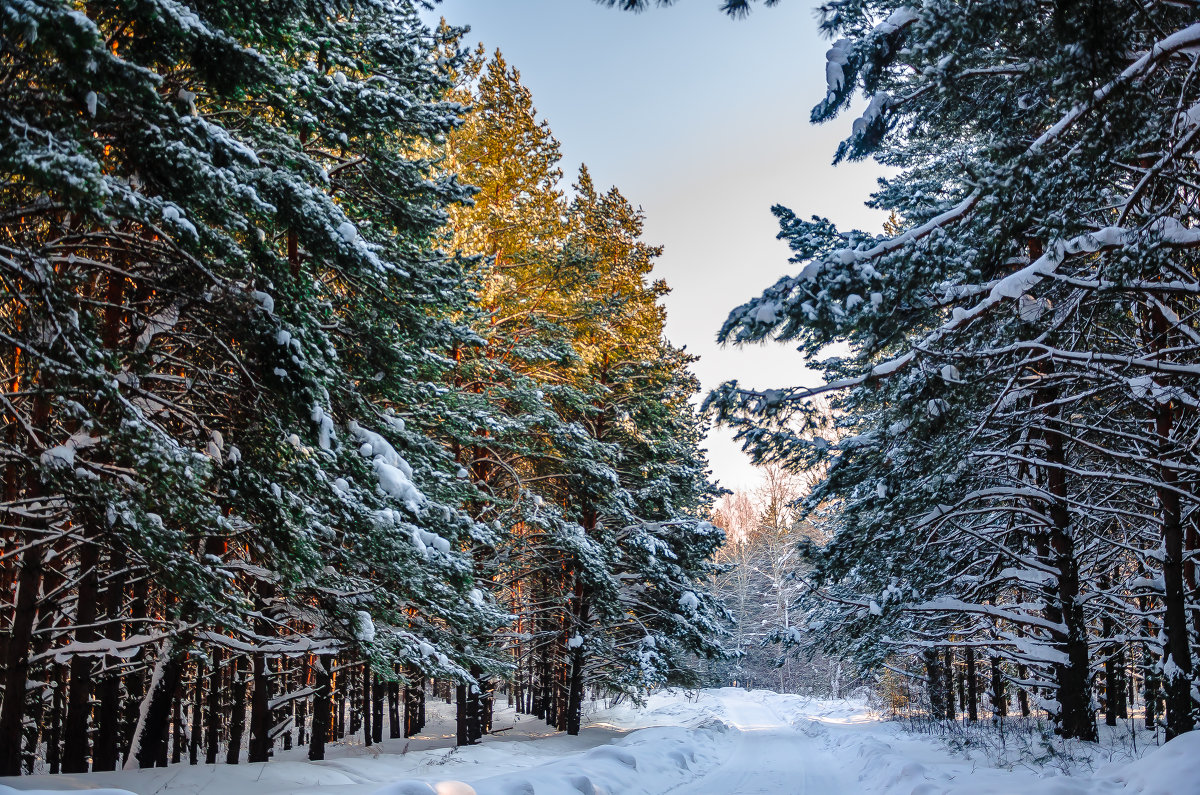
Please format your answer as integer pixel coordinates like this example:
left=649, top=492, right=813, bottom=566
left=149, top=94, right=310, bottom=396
left=2, top=688, right=1199, bottom=795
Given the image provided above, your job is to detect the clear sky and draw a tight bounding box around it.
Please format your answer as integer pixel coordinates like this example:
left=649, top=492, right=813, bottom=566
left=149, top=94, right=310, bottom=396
left=424, top=0, right=888, bottom=493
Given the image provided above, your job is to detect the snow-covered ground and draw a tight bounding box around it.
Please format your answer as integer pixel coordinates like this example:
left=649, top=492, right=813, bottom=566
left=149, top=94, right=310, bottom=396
left=2, top=688, right=1197, bottom=795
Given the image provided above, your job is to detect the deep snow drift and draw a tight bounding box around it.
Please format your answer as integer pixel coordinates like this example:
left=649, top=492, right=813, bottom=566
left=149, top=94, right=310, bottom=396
left=1, top=688, right=1197, bottom=795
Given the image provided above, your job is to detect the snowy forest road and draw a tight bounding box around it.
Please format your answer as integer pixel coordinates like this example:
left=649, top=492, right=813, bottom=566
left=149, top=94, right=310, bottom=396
left=667, top=691, right=856, bottom=794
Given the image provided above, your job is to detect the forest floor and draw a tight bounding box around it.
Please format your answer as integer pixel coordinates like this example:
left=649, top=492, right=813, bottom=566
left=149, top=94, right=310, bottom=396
left=1, top=687, right=1197, bottom=795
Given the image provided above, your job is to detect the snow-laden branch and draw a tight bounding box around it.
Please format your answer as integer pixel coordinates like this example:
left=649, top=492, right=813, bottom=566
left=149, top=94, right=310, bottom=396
left=196, top=630, right=341, bottom=656
left=749, top=220, right=1200, bottom=409
left=1031, top=23, right=1200, bottom=152
left=804, top=191, right=982, bottom=277
left=910, top=598, right=1067, bottom=635
left=34, top=632, right=166, bottom=664
left=725, top=23, right=1200, bottom=355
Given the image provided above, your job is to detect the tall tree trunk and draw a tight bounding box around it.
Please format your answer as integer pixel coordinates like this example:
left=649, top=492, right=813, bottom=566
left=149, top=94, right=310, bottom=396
left=1102, top=582, right=1118, bottom=727
left=1041, top=390, right=1096, bottom=741
left=61, top=530, right=102, bottom=772
left=171, top=680, right=184, bottom=764
left=403, top=680, right=416, bottom=737
left=1145, top=304, right=1193, bottom=739
left=388, top=676, right=400, bottom=739
left=0, top=346, right=23, bottom=677
left=131, top=638, right=186, bottom=769
left=990, top=655, right=1007, bottom=718
left=943, top=648, right=956, bottom=720
left=417, top=676, right=425, bottom=731
left=0, top=525, right=45, bottom=776
left=923, top=648, right=945, bottom=719
left=482, top=678, right=494, bottom=735
left=248, top=580, right=276, bottom=763
left=297, top=657, right=309, bottom=748
left=205, top=648, right=223, bottom=764
left=349, top=665, right=361, bottom=736
left=93, top=548, right=128, bottom=771
left=371, top=670, right=383, bottom=744
left=308, top=655, right=332, bottom=762
left=335, top=665, right=346, bottom=739
left=0, top=393, right=50, bottom=776
left=120, top=576, right=151, bottom=762
left=190, top=659, right=203, bottom=765
left=226, top=657, right=245, bottom=765
left=466, top=668, right=484, bottom=744
left=532, top=644, right=546, bottom=720
left=966, top=646, right=979, bottom=722
left=47, top=665, right=65, bottom=774
left=247, top=652, right=272, bottom=762
left=565, top=586, right=589, bottom=736
left=362, top=663, right=372, bottom=747
left=455, top=682, right=469, bottom=746
left=26, top=559, right=64, bottom=776
left=1017, top=665, right=1031, bottom=717
left=1142, top=605, right=1160, bottom=731
left=63, top=270, right=128, bottom=773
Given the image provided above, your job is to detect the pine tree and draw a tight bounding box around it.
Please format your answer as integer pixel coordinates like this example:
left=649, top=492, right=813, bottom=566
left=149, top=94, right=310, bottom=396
left=703, top=0, right=1200, bottom=740
left=441, top=45, right=725, bottom=737
left=1, top=0, right=505, bottom=772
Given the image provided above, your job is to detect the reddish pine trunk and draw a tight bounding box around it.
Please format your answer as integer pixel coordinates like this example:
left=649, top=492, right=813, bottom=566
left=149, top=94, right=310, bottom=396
left=308, top=655, right=332, bottom=761
left=362, top=663, right=372, bottom=747
left=226, top=657, right=246, bottom=764
left=62, top=528, right=102, bottom=772
left=965, top=646, right=978, bottom=722
left=1043, top=405, right=1096, bottom=742
left=190, top=659, right=203, bottom=764
left=0, top=391, right=50, bottom=775
left=1150, top=308, right=1193, bottom=739
left=92, top=548, right=128, bottom=771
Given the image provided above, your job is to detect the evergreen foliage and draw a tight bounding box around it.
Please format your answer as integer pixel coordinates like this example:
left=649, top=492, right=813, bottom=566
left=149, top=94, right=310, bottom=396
left=440, top=45, right=725, bottom=738
left=0, top=2, right=722, bottom=774
left=703, top=0, right=1200, bottom=740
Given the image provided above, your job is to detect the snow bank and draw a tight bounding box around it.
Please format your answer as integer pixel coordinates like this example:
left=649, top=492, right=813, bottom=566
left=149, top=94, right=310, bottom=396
left=2, top=689, right=1196, bottom=795
left=444, top=725, right=720, bottom=795
left=1101, top=730, right=1200, bottom=795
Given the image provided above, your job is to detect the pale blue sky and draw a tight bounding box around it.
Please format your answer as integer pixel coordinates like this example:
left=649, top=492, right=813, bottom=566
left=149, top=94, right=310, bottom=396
left=425, top=0, right=888, bottom=492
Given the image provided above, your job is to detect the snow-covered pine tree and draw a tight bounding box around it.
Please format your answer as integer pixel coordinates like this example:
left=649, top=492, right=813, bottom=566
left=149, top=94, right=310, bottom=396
left=558, top=170, right=726, bottom=728
left=701, top=0, right=1200, bottom=740
left=441, top=46, right=724, bottom=736
left=1, top=0, right=506, bottom=772
left=437, top=45, right=600, bottom=740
